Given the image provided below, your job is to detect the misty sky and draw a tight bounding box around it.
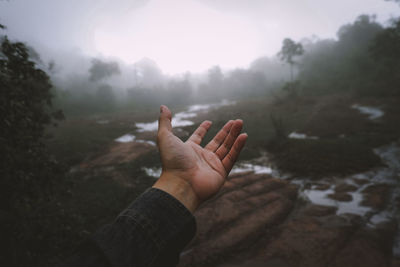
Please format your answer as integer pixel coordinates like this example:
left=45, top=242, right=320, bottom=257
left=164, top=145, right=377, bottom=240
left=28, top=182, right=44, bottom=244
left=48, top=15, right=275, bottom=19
left=1, top=0, right=399, bottom=74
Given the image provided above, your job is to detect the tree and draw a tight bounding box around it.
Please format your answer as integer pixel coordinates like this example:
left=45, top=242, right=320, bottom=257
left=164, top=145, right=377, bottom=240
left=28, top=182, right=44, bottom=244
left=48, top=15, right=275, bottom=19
left=370, top=18, right=400, bottom=94
left=0, top=36, right=64, bottom=199
left=0, top=32, right=63, bottom=265
left=89, top=58, right=120, bottom=82
left=278, top=38, right=304, bottom=82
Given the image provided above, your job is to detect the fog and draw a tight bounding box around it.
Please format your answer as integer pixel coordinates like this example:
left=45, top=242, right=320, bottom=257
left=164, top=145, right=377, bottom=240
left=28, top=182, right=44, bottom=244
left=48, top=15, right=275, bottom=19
left=1, top=0, right=399, bottom=114
left=3, top=1, right=400, bottom=266
left=1, top=0, right=399, bottom=73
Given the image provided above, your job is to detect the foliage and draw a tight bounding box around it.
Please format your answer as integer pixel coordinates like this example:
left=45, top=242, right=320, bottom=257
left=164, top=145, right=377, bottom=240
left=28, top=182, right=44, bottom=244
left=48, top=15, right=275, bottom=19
left=297, top=15, right=385, bottom=96
left=0, top=34, right=64, bottom=266
left=278, top=38, right=304, bottom=65
left=89, top=58, right=121, bottom=82
left=278, top=38, right=304, bottom=82
left=370, top=18, right=400, bottom=94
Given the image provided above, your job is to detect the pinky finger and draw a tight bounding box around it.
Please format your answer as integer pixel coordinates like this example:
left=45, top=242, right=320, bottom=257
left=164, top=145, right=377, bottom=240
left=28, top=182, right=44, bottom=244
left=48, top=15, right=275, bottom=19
left=222, top=133, right=248, bottom=174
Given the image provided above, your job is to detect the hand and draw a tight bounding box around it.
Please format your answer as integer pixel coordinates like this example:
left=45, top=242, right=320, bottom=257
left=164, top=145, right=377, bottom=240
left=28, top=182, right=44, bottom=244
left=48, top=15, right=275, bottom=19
left=153, top=105, right=247, bottom=212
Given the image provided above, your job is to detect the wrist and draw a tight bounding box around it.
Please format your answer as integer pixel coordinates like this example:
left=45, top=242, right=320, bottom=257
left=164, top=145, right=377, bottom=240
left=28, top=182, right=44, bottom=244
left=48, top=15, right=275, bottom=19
left=152, top=171, right=200, bottom=213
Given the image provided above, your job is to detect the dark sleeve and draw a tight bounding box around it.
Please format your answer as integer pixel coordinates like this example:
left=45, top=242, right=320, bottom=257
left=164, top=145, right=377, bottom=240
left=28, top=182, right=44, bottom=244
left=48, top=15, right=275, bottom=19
left=59, top=188, right=196, bottom=267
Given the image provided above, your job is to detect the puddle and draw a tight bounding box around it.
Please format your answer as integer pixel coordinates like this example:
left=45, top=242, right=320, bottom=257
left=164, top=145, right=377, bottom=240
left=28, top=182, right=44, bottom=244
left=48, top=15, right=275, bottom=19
left=96, top=120, right=110, bottom=124
left=296, top=142, right=400, bottom=255
left=135, top=121, right=159, bottom=132
left=142, top=167, right=162, bottom=178
left=135, top=100, right=235, bottom=132
left=115, top=134, right=136, bottom=142
left=352, top=104, right=384, bottom=120
left=288, top=132, right=319, bottom=140
left=231, top=163, right=273, bottom=175
left=114, top=134, right=156, bottom=146
left=368, top=210, right=393, bottom=225
left=302, top=185, right=371, bottom=216
left=136, top=140, right=156, bottom=146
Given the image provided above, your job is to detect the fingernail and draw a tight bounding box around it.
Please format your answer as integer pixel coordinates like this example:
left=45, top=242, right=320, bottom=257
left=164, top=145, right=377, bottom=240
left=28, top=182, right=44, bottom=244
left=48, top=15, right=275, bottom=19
left=160, top=106, right=164, bottom=113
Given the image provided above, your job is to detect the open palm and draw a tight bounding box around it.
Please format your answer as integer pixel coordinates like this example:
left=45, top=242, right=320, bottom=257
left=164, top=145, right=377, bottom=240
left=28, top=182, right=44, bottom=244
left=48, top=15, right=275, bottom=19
left=156, top=105, right=247, bottom=204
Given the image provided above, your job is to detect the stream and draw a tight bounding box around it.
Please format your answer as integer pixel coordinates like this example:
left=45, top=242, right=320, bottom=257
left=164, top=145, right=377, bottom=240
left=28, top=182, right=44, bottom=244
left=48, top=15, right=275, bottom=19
left=116, top=101, right=400, bottom=255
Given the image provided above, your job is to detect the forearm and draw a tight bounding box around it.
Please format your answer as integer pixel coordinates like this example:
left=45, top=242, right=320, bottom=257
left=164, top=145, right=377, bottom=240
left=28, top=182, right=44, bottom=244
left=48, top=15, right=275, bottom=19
left=153, top=172, right=200, bottom=213
left=60, top=188, right=196, bottom=267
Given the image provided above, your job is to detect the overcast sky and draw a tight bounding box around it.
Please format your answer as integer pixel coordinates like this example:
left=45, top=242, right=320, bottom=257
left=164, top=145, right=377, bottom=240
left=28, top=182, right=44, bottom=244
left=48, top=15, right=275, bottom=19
left=1, top=0, right=399, bottom=74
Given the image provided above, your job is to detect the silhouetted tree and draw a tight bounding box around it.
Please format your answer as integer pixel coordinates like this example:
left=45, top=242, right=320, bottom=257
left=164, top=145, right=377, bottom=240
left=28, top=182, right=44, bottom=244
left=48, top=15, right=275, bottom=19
left=298, top=15, right=384, bottom=95
left=370, top=18, right=400, bottom=94
left=89, top=58, right=120, bottom=82
left=0, top=33, right=63, bottom=266
left=278, top=38, right=304, bottom=82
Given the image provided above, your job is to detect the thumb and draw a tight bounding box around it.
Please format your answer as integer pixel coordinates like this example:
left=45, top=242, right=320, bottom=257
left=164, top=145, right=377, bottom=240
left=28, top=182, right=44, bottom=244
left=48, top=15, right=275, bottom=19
left=158, top=105, right=172, bottom=135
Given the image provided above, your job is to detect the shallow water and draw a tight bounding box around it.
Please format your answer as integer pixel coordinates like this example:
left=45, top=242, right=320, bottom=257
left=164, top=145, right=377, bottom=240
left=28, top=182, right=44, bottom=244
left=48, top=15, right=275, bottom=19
left=288, top=131, right=319, bottom=140
left=115, top=134, right=136, bottom=142
left=96, top=119, right=110, bottom=124
left=352, top=104, right=384, bottom=120
left=301, top=184, right=371, bottom=216
left=142, top=167, right=162, bottom=178
left=132, top=101, right=399, bottom=254
left=231, top=163, right=273, bottom=175
left=136, top=140, right=156, bottom=146
left=114, top=133, right=156, bottom=146
left=135, top=100, right=235, bottom=132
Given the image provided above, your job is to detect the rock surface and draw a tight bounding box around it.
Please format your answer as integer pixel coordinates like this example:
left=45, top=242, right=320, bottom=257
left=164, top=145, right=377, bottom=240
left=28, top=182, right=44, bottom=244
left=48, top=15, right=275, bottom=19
left=361, top=184, right=391, bottom=210
left=80, top=142, right=155, bottom=168
left=179, top=173, right=398, bottom=267
left=178, top=173, right=298, bottom=267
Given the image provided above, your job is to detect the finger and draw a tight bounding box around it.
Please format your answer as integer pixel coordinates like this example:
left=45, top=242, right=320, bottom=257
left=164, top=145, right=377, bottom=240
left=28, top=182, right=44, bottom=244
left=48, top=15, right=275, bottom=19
left=222, top=133, right=248, bottom=174
left=187, top=120, right=212, bottom=144
left=158, top=105, right=172, bottom=137
left=215, top=120, right=243, bottom=159
left=205, top=120, right=234, bottom=152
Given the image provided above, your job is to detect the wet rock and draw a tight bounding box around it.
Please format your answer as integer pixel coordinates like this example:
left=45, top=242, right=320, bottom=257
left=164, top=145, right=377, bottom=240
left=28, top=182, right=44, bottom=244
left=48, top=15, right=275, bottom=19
left=178, top=174, right=298, bottom=267
left=252, top=213, right=362, bottom=267
left=352, top=177, right=370, bottom=185
left=179, top=176, right=395, bottom=267
left=328, top=221, right=397, bottom=267
left=80, top=142, right=155, bottom=168
left=313, top=183, right=331, bottom=191
left=361, top=184, right=391, bottom=210
left=302, top=204, right=337, bottom=217
left=335, top=183, right=358, bottom=193
left=328, top=192, right=353, bottom=202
